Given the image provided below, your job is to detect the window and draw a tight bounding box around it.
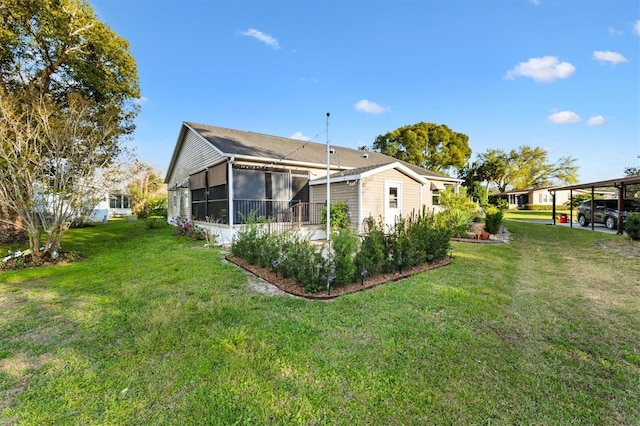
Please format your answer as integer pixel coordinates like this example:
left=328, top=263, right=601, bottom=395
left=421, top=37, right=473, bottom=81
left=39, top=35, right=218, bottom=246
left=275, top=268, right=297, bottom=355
left=538, top=193, right=552, bottom=204
left=432, top=190, right=440, bottom=205
left=388, top=187, right=398, bottom=208
left=109, top=194, right=130, bottom=209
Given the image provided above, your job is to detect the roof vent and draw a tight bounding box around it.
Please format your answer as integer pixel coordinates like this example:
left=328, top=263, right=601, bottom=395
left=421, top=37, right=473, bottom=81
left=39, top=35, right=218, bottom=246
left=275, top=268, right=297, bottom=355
left=329, top=148, right=336, bottom=154
left=362, top=153, right=369, bottom=159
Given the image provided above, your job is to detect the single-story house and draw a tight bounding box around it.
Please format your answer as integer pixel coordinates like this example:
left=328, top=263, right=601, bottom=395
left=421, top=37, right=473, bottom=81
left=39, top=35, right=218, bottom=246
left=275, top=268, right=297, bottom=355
left=90, top=193, right=132, bottom=222
left=164, top=122, right=461, bottom=244
left=496, top=187, right=614, bottom=209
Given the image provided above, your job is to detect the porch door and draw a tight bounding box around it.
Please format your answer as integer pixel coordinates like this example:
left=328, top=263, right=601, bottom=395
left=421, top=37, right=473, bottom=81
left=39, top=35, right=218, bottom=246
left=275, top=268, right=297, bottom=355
left=384, top=181, right=402, bottom=230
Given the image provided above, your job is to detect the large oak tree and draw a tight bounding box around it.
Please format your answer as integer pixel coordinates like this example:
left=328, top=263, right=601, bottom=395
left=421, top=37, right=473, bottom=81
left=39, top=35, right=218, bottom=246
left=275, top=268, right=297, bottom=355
left=372, top=122, right=471, bottom=174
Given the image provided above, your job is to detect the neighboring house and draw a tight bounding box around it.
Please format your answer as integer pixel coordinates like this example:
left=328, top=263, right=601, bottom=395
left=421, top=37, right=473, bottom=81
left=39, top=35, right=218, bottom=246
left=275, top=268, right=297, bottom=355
left=496, top=187, right=614, bottom=209
left=90, top=193, right=132, bottom=222
left=164, top=122, right=461, bottom=244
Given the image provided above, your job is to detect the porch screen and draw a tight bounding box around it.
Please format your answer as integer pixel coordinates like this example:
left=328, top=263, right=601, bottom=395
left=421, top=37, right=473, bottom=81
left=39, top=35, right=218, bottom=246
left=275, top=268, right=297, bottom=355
left=207, top=163, right=228, bottom=223
left=269, top=172, right=288, bottom=200
left=190, top=171, right=207, bottom=220
left=233, top=169, right=266, bottom=200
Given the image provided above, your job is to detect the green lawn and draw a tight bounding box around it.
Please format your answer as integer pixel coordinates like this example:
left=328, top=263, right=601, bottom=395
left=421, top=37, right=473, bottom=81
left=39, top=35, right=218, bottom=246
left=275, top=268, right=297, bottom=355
left=1, top=220, right=639, bottom=425
left=502, top=209, right=570, bottom=221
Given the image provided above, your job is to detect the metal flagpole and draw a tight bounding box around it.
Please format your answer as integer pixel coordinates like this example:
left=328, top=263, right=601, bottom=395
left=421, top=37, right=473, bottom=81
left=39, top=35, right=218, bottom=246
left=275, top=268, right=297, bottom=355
left=326, top=112, right=331, bottom=293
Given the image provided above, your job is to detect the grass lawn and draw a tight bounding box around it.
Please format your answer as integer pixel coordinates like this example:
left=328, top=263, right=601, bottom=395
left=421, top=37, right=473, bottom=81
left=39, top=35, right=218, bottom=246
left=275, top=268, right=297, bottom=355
left=503, top=209, right=570, bottom=221
left=1, top=219, right=639, bottom=425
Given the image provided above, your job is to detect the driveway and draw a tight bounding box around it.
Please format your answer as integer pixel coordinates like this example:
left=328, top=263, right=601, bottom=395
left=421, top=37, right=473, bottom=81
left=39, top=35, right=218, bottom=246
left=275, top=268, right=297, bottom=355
left=516, top=219, right=620, bottom=235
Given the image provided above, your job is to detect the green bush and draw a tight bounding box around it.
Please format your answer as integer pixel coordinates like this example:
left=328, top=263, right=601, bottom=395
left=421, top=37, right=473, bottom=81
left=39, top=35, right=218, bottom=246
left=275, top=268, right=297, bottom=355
left=438, top=187, right=478, bottom=213
left=231, top=208, right=452, bottom=294
left=230, top=212, right=262, bottom=263
left=268, top=231, right=330, bottom=294
left=354, top=217, right=386, bottom=277
left=565, top=193, right=601, bottom=209
left=484, top=209, right=503, bottom=235
left=488, top=196, right=509, bottom=210
left=625, top=212, right=640, bottom=240
left=524, top=204, right=566, bottom=211
left=437, top=209, right=473, bottom=238
left=322, top=201, right=350, bottom=230
left=410, top=210, right=451, bottom=261
left=331, top=229, right=359, bottom=286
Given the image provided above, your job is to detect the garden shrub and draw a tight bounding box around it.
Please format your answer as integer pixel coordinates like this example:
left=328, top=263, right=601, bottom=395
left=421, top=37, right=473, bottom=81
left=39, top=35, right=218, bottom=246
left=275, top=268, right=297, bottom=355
left=231, top=208, right=452, bottom=294
left=524, top=204, right=565, bottom=211
left=437, top=209, right=473, bottom=238
left=173, top=216, right=205, bottom=241
left=626, top=212, right=640, bottom=240
left=331, top=228, right=359, bottom=286
left=565, top=193, right=601, bottom=209
left=484, top=208, right=503, bottom=235
left=383, top=218, right=406, bottom=273
left=410, top=210, right=451, bottom=261
left=354, top=218, right=386, bottom=277
left=273, top=231, right=329, bottom=293
left=322, top=201, right=350, bottom=230
left=230, top=212, right=262, bottom=263
left=438, top=187, right=478, bottom=213
left=488, top=196, right=509, bottom=210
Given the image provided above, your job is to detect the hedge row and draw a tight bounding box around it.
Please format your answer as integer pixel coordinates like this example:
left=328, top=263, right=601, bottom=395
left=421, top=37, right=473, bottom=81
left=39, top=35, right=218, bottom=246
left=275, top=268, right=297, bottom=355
left=230, top=211, right=451, bottom=294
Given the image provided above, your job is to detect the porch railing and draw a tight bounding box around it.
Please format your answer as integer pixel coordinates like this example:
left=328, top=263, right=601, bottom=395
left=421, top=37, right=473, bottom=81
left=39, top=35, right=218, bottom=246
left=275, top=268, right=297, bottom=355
left=233, top=200, right=325, bottom=226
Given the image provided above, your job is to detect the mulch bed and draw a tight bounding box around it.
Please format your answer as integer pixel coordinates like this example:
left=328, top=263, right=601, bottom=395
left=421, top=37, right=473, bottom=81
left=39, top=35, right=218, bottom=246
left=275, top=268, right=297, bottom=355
left=225, top=255, right=453, bottom=299
left=0, top=251, right=85, bottom=271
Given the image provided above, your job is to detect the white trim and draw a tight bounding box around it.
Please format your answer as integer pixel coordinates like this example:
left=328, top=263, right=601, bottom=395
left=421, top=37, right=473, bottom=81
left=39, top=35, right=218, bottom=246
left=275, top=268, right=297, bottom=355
left=227, top=159, right=234, bottom=227
left=310, top=161, right=430, bottom=186
left=384, top=180, right=403, bottom=229
left=430, top=181, right=447, bottom=190
left=357, top=178, right=364, bottom=234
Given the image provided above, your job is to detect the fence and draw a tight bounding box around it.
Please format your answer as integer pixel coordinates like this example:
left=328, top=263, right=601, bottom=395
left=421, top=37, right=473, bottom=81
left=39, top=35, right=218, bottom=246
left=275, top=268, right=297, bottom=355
left=233, top=200, right=325, bottom=227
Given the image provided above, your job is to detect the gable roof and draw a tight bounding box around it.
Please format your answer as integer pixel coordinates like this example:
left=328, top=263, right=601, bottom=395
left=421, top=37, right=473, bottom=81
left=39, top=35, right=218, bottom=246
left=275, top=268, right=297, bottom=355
left=309, top=162, right=429, bottom=185
left=165, top=122, right=459, bottom=183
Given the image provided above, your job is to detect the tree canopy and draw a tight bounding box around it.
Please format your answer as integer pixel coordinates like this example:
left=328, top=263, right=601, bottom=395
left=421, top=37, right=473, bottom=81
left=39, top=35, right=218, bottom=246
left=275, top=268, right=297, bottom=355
left=0, top=0, right=139, bottom=114
left=474, top=146, right=578, bottom=193
left=0, top=0, right=140, bottom=257
left=372, top=122, right=471, bottom=173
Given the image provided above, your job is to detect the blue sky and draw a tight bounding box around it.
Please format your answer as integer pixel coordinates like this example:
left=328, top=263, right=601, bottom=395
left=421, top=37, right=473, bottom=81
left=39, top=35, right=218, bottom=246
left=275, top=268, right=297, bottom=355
left=89, top=0, right=640, bottom=183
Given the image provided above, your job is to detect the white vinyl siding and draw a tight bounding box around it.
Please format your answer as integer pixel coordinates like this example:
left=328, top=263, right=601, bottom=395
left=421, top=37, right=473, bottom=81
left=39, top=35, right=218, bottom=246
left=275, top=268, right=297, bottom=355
left=167, top=128, right=225, bottom=185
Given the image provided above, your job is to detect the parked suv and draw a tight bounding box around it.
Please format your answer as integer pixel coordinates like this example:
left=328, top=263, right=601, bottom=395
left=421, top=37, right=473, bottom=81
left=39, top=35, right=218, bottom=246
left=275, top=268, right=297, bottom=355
left=577, top=198, right=640, bottom=230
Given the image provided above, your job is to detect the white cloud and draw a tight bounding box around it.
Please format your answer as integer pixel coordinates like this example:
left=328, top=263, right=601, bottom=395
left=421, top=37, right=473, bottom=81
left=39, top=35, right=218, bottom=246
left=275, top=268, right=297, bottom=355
left=290, top=131, right=311, bottom=141
left=504, top=56, right=576, bottom=82
left=592, top=50, right=627, bottom=65
left=530, top=0, right=540, bottom=5
left=240, top=28, right=280, bottom=49
left=608, top=27, right=623, bottom=36
left=354, top=99, right=391, bottom=115
left=634, top=20, right=640, bottom=36
left=300, top=77, right=318, bottom=83
left=586, top=115, right=606, bottom=126
left=134, top=96, right=148, bottom=105
left=547, top=110, right=581, bottom=124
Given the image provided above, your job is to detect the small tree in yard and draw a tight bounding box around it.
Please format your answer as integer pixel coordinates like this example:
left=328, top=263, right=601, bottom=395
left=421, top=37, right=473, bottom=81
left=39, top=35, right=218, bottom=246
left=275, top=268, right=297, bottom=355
left=0, top=93, right=124, bottom=257
left=0, top=0, right=140, bottom=258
